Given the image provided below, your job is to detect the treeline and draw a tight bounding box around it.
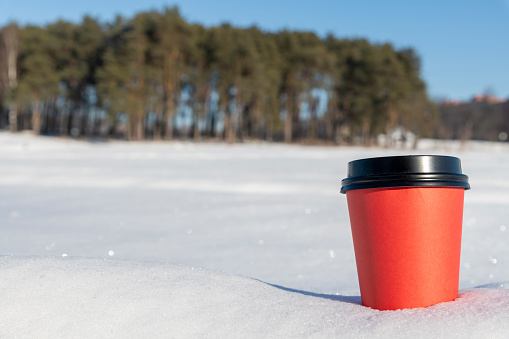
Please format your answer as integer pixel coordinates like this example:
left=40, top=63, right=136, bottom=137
left=0, top=7, right=437, bottom=144
left=438, top=98, right=509, bottom=142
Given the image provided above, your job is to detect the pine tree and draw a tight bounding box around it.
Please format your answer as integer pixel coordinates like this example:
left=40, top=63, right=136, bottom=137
left=0, top=23, right=19, bottom=132
left=17, top=25, right=59, bottom=134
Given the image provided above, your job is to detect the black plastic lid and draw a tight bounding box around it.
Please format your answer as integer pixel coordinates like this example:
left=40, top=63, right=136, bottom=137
left=340, top=155, right=470, bottom=193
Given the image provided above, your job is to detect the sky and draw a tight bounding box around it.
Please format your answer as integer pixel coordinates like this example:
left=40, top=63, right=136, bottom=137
left=1, top=0, right=508, bottom=101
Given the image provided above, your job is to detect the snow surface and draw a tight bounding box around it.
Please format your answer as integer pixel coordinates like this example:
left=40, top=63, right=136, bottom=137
left=0, top=132, right=509, bottom=337
left=1, top=256, right=508, bottom=338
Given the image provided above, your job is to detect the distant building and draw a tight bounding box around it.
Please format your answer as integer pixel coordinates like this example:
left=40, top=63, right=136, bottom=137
left=472, top=94, right=505, bottom=104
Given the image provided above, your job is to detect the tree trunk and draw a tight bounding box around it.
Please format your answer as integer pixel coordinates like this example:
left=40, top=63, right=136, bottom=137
left=80, top=104, right=89, bottom=138
left=32, top=98, right=41, bottom=135
left=227, top=85, right=240, bottom=144
left=241, top=104, right=252, bottom=141
left=47, top=97, right=57, bottom=135
left=67, top=104, right=75, bottom=136
left=204, top=91, right=213, bottom=137
left=3, top=24, right=18, bottom=133
left=135, top=115, right=144, bottom=141
left=328, top=109, right=337, bottom=144
left=59, top=100, right=71, bottom=135
left=163, top=50, right=178, bottom=140
left=227, top=111, right=236, bottom=144
left=123, top=115, right=132, bottom=141
left=310, top=96, right=318, bottom=141
left=193, top=118, right=200, bottom=141
left=165, top=105, right=175, bottom=140
left=209, top=112, right=216, bottom=137
left=284, top=92, right=293, bottom=143
left=8, top=103, right=17, bottom=132
left=153, top=112, right=162, bottom=141
left=230, top=101, right=240, bottom=144
left=41, top=101, right=49, bottom=134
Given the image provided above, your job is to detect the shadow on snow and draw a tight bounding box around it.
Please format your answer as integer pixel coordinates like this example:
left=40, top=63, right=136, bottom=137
left=254, top=279, right=362, bottom=305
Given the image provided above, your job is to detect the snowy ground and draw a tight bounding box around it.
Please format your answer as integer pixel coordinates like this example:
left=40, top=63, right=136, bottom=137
left=0, top=132, right=508, bottom=337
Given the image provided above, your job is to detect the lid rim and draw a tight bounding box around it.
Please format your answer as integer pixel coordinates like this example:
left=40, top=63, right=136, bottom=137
left=340, top=181, right=471, bottom=193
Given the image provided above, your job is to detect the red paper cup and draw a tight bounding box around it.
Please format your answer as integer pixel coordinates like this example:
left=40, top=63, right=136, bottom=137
left=341, top=155, right=470, bottom=311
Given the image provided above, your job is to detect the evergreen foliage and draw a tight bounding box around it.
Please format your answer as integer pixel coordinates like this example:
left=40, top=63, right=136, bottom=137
left=0, top=6, right=436, bottom=144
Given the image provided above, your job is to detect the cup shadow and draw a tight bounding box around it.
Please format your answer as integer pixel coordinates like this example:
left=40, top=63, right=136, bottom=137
left=254, top=279, right=362, bottom=305
left=474, top=280, right=509, bottom=289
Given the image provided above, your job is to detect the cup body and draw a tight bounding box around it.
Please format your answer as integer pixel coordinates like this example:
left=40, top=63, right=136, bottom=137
left=346, top=186, right=465, bottom=310
left=341, top=155, right=469, bottom=310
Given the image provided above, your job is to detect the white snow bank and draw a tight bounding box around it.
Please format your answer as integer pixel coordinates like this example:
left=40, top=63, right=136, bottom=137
left=1, top=132, right=509, bottom=292
left=1, top=256, right=508, bottom=338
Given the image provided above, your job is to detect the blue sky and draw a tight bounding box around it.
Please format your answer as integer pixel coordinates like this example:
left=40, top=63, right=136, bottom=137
left=1, top=0, right=508, bottom=101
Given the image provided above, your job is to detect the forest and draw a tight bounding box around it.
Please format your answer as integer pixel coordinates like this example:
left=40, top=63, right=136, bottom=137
left=0, top=7, right=438, bottom=144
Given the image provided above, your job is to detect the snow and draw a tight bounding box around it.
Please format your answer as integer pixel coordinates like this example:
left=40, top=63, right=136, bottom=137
left=0, top=132, right=508, bottom=337
left=0, top=257, right=508, bottom=338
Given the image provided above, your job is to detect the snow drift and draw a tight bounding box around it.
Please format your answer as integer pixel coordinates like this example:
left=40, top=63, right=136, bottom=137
left=1, top=256, right=508, bottom=338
